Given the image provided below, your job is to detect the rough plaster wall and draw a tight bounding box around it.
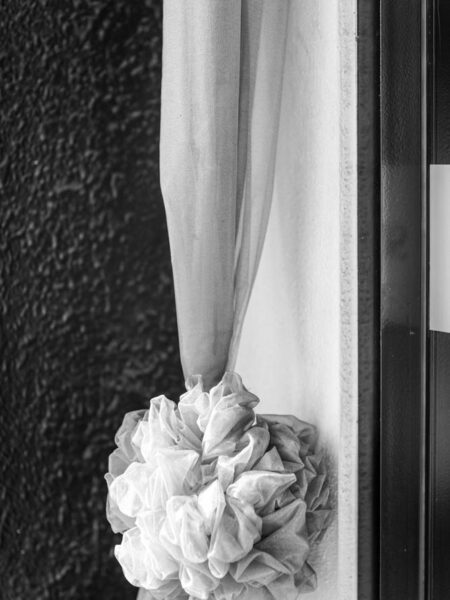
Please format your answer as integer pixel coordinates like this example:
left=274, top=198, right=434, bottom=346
left=236, top=1, right=358, bottom=598
left=0, top=2, right=183, bottom=599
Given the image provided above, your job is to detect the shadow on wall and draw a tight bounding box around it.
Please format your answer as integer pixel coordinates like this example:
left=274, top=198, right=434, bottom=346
left=0, top=2, right=182, bottom=599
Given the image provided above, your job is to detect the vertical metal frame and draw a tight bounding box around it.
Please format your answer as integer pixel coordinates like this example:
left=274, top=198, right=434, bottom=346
left=380, top=1, right=428, bottom=599
left=359, top=2, right=431, bottom=597
left=427, top=2, right=450, bottom=597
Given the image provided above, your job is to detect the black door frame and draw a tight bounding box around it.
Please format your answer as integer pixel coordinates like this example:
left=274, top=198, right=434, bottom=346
left=380, top=1, right=428, bottom=599
left=358, top=1, right=429, bottom=599
left=427, top=1, right=450, bottom=598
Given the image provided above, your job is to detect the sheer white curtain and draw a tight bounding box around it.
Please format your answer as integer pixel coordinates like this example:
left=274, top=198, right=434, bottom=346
left=160, top=0, right=289, bottom=389
left=106, top=2, right=357, bottom=598
left=160, top=1, right=358, bottom=599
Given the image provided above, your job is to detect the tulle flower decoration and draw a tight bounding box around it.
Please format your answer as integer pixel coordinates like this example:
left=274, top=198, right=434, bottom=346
left=105, top=372, right=332, bottom=600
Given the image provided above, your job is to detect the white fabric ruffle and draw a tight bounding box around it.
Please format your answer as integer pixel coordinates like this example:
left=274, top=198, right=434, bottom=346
left=106, top=372, right=332, bottom=600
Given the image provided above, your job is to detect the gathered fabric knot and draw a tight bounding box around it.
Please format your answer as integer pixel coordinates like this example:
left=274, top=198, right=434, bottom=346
left=105, top=372, right=332, bottom=600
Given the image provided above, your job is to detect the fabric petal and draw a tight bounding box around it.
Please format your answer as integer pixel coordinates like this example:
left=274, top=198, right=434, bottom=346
left=178, top=374, right=213, bottom=436
left=135, top=396, right=180, bottom=461
left=108, top=447, right=133, bottom=479
left=137, top=585, right=188, bottom=600
left=261, top=414, right=317, bottom=446
left=217, top=425, right=270, bottom=488
left=262, top=415, right=317, bottom=464
left=230, top=549, right=289, bottom=586
left=253, top=447, right=285, bottom=473
left=156, top=448, right=202, bottom=496
left=305, top=473, right=329, bottom=510
left=306, top=508, right=334, bottom=543
left=160, top=496, right=209, bottom=564
left=257, top=499, right=309, bottom=573
left=115, top=527, right=159, bottom=590
left=136, top=511, right=179, bottom=581
left=294, top=561, right=317, bottom=592
left=213, top=575, right=252, bottom=600
left=178, top=562, right=220, bottom=600
left=226, top=471, right=296, bottom=513
left=115, top=409, right=148, bottom=461
left=197, top=479, right=226, bottom=535
left=105, top=486, right=136, bottom=533
left=208, top=496, right=261, bottom=576
left=202, top=374, right=258, bottom=459
left=105, top=448, right=139, bottom=532
left=109, top=463, right=156, bottom=518
left=265, top=574, right=303, bottom=600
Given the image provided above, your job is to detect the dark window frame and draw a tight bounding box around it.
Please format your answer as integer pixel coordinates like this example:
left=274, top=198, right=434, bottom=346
left=358, top=1, right=429, bottom=598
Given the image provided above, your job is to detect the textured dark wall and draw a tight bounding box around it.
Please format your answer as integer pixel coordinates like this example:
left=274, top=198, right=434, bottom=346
left=0, top=2, right=183, bottom=599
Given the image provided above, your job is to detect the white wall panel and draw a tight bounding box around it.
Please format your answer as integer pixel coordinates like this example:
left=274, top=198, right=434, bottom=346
left=236, top=2, right=357, bottom=597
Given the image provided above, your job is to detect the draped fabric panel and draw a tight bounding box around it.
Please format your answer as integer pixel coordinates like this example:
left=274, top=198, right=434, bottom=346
left=160, top=0, right=289, bottom=388
left=107, top=1, right=357, bottom=597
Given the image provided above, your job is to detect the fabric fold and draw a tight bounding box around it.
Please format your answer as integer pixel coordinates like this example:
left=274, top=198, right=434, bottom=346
left=160, top=0, right=289, bottom=389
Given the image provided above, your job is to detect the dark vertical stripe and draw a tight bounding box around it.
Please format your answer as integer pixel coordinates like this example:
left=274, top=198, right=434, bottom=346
left=357, top=0, right=380, bottom=598
left=380, top=1, right=426, bottom=599
left=428, top=2, right=450, bottom=597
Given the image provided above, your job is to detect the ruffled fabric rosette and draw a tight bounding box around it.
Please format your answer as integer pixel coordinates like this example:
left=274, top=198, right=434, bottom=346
left=105, top=372, right=332, bottom=600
